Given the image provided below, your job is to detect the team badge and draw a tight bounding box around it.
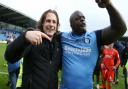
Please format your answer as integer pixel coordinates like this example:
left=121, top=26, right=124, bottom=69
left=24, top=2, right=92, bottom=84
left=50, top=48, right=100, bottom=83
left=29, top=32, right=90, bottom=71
left=84, top=38, right=90, bottom=44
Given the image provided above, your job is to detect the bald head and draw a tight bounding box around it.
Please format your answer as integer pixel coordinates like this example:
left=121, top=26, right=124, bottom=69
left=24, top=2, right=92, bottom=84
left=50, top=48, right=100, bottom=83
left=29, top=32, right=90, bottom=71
left=70, top=10, right=84, bottom=24
left=69, top=10, right=86, bottom=35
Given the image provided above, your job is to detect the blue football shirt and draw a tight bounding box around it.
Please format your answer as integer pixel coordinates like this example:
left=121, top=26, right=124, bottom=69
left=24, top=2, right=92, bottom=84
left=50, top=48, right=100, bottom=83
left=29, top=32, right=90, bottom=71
left=60, top=32, right=100, bottom=89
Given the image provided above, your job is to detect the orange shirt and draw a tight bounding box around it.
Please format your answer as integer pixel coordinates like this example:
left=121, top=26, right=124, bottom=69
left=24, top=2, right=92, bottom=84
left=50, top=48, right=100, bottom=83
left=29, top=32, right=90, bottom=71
left=102, top=48, right=120, bottom=70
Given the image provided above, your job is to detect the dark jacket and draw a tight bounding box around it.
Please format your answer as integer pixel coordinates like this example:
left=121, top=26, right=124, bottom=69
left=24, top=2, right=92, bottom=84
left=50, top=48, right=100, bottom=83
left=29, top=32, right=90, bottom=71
left=122, top=47, right=128, bottom=66
left=5, top=32, right=62, bottom=89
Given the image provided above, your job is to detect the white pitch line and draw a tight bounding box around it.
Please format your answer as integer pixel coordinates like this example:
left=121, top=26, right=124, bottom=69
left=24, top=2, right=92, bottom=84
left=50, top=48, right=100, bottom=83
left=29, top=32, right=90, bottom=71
left=0, top=71, right=8, bottom=75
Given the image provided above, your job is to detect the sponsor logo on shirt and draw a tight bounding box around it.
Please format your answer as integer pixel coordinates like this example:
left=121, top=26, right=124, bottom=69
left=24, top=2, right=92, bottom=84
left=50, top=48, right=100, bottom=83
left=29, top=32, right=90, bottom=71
left=64, top=46, right=91, bottom=56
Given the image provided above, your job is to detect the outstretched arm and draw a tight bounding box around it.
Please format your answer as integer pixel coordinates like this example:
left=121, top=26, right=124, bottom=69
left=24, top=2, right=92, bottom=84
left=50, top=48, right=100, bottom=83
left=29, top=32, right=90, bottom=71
left=96, top=0, right=127, bottom=45
left=5, top=29, right=50, bottom=63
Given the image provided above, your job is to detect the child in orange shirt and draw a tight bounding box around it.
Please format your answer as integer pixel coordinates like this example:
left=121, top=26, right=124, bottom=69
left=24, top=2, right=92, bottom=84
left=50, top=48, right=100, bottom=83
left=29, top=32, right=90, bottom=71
left=100, top=43, right=120, bottom=89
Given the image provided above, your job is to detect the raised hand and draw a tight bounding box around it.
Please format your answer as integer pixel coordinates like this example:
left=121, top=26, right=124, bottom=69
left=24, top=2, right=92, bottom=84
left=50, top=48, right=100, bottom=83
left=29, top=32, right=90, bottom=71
left=25, top=31, right=51, bottom=45
left=95, top=0, right=111, bottom=8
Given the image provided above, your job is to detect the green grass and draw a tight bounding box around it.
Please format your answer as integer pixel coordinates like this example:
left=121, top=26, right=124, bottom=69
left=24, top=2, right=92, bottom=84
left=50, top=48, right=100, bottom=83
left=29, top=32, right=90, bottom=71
left=0, top=43, right=7, bottom=72
left=111, top=69, right=125, bottom=89
left=0, top=43, right=126, bottom=89
left=0, top=43, right=9, bottom=89
left=93, top=67, right=125, bottom=89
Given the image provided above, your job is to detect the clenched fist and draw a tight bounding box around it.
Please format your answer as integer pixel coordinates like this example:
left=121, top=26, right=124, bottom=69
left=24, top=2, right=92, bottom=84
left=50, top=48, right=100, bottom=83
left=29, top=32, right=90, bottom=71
left=95, top=0, right=111, bottom=8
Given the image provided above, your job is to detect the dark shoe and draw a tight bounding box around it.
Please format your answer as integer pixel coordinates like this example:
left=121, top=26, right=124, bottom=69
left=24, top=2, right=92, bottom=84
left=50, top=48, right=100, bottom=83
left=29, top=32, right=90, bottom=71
left=114, top=79, right=119, bottom=84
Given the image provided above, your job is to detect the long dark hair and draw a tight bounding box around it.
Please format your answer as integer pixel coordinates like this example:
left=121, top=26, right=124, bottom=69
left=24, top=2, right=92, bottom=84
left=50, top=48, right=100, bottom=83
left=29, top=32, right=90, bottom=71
left=36, top=9, right=60, bottom=33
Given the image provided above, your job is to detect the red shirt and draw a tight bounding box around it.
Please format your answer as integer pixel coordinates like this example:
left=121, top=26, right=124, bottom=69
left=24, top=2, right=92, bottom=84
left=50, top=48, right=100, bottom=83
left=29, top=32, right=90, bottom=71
left=102, top=48, right=120, bottom=70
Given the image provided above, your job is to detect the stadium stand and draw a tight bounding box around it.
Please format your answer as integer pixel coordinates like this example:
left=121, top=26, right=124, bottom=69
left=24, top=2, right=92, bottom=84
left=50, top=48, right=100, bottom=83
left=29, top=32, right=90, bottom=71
left=0, top=3, right=36, bottom=28
left=0, top=29, right=21, bottom=41
left=0, top=3, right=37, bottom=41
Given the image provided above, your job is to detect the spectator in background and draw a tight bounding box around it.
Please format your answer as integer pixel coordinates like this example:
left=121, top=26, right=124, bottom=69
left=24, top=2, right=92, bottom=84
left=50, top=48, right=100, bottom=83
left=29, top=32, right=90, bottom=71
left=122, top=42, right=128, bottom=89
left=114, top=41, right=125, bottom=83
left=6, top=60, right=21, bottom=89
left=16, top=59, right=23, bottom=89
left=5, top=36, right=21, bottom=89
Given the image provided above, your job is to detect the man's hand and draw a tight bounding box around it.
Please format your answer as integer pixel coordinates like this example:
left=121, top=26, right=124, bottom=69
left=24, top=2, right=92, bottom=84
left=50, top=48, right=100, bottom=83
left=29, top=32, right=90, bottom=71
left=25, top=31, right=51, bottom=45
left=95, top=0, right=111, bottom=8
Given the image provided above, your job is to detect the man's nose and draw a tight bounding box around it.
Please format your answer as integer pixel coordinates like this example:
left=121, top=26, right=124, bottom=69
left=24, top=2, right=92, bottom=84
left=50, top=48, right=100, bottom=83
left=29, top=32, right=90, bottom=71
left=80, top=18, right=85, bottom=22
left=49, top=21, right=54, bottom=26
